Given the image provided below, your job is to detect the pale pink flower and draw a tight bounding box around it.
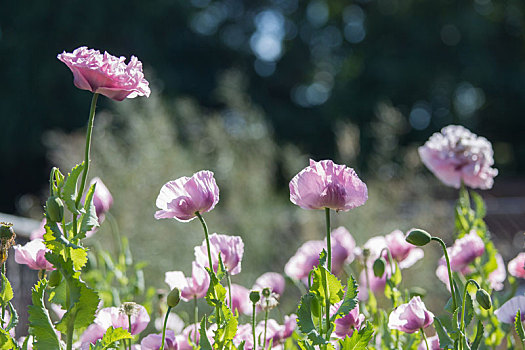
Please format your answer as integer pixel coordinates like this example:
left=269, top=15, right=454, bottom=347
left=194, top=233, right=244, bottom=275
left=331, top=226, right=357, bottom=268
left=165, top=262, right=210, bottom=301
left=179, top=323, right=202, bottom=350
left=226, top=284, right=251, bottom=315
left=386, top=230, right=424, bottom=269
left=359, top=261, right=390, bottom=299
left=289, top=159, right=368, bottom=211
left=488, top=254, right=506, bottom=291
left=233, top=324, right=254, bottom=349
left=418, top=125, right=498, bottom=189
left=255, top=315, right=297, bottom=348
left=88, top=177, right=113, bottom=220
left=58, top=46, right=150, bottom=101
left=141, top=330, right=178, bottom=350
left=418, top=335, right=441, bottom=350
left=447, top=231, right=485, bottom=271
left=388, top=296, right=434, bottom=334
left=508, top=252, right=525, bottom=279
left=330, top=302, right=365, bottom=338
left=14, top=239, right=55, bottom=271
left=154, top=311, right=184, bottom=333
left=253, top=272, right=286, bottom=296
left=494, top=296, right=525, bottom=324
left=155, top=171, right=219, bottom=222
left=80, top=306, right=150, bottom=347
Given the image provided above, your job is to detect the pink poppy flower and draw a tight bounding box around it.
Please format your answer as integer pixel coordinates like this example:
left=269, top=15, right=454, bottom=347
left=494, top=296, right=525, bottom=324
left=418, top=125, right=498, bottom=189
left=508, top=252, right=525, bottom=279
left=14, top=239, right=55, bottom=271
left=80, top=306, right=150, bottom=347
left=358, top=261, right=390, bottom=300
left=155, top=171, right=219, bottom=222
left=289, top=159, right=368, bottom=211
left=179, top=323, right=203, bottom=350
left=488, top=254, right=506, bottom=291
left=254, top=315, right=297, bottom=348
left=418, top=334, right=441, bottom=350
left=154, top=311, right=184, bottom=333
left=88, top=177, right=113, bottom=220
left=140, top=330, right=178, bottom=350
left=330, top=302, right=365, bottom=338
left=388, top=296, right=434, bottom=334
left=194, top=233, right=244, bottom=275
left=57, top=46, right=150, bottom=101
left=386, top=230, right=424, bottom=269
left=165, top=262, right=210, bottom=301
left=233, top=324, right=254, bottom=349
left=253, top=272, right=286, bottom=296
left=446, top=231, right=485, bottom=271
left=226, top=284, right=251, bottom=315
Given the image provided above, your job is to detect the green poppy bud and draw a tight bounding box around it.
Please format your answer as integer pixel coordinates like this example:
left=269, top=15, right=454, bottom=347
left=167, top=287, right=181, bottom=307
left=249, top=290, right=260, bottom=304
left=48, top=270, right=62, bottom=287
left=409, top=287, right=427, bottom=298
left=373, top=257, right=386, bottom=278
left=311, top=297, right=321, bottom=317
left=262, top=287, right=271, bottom=298
left=405, top=229, right=432, bottom=246
left=476, top=289, right=492, bottom=310
left=46, top=196, right=64, bottom=223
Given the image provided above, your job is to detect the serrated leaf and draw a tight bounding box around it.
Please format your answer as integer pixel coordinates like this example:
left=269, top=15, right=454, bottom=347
left=455, top=207, right=470, bottom=234
left=299, top=340, right=315, bottom=350
left=62, top=163, right=85, bottom=214
left=318, top=249, right=327, bottom=269
left=0, top=328, right=19, bottom=350
left=515, top=310, right=525, bottom=342
left=470, top=192, right=486, bottom=219
left=214, top=303, right=238, bottom=346
left=79, top=183, right=99, bottom=238
left=0, top=273, right=13, bottom=306
left=48, top=278, right=68, bottom=310
left=206, top=268, right=227, bottom=313
left=337, top=321, right=374, bottom=350
left=216, top=253, right=227, bottom=281
left=463, top=291, right=474, bottom=329
left=470, top=320, right=484, bottom=350
left=331, top=276, right=358, bottom=322
left=28, top=279, right=63, bottom=350
left=434, top=317, right=454, bottom=350
left=56, top=279, right=99, bottom=333
left=6, top=302, right=18, bottom=332
left=70, top=247, right=88, bottom=271
left=199, top=317, right=213, bottom=350
left=297, top=293, right=328, bottom=345
left=311, top=266, right=344, bottom=306
left=90, top=327, right=132, bottom=350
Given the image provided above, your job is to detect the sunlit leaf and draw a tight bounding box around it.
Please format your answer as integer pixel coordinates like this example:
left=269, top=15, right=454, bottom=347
left=0, top=273, right=13, bottom=306
left=62, top=163, right=85, bottom=215
left=28, top=279, right=63, bottom=350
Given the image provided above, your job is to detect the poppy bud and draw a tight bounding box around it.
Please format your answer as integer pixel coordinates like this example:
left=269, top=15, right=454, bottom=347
left=46, top=196, right=64, bottom=223
left=262, top=287, right=271, bottom=298
left=405, top=229, right=432, bottom=246
left=476, top=289, right=492, bottom=310
left=249, top=290, right=260, bottom=304
left=373, top=257, right=386, bottom=278
left=167, top=287, right=181, bottom=307
left=0, top=223, right=15, bottom=240
left=48, top=270, right=62, bottom=287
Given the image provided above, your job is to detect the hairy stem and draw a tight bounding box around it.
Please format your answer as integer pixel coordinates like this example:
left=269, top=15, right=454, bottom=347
left=159, top=306, right=172, bottom=350
left=431, top=237, right=457, bottom=311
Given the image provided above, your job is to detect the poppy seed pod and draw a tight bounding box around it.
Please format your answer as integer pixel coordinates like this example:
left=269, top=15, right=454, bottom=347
left=405, top=229, right=432, bottom=247
left=167, top=288, right=181, bottom=307
left=46, top=196, right=64, bottom=223
left=476, top=289, right=492, bottom=310
left=249, top=290, right=261, bottom=304
left=373, top=257, right=387, bottom=278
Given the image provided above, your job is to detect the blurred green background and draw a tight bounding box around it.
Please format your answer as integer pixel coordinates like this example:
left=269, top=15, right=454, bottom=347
left=2, top=0, right=525, bottom=317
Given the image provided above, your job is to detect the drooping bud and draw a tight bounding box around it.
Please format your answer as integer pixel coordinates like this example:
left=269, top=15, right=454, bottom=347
left=46, top=196, right=64, bottom=223
left=476, top=289, right=492, bottom=310
left=48, top=270, right=62, bottom=287
left=405, top=229, right=432, bottom=246
left=167, top=287, right=181, bottom=307
left=373, top=257, right=386, bottom=278
left=249, top=290, right=260, bottom=304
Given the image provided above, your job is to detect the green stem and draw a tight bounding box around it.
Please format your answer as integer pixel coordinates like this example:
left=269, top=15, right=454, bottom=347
left=421, top=328, right=430, bottom=350
left=431, top=237, right=457, bottom=311
left=159, top=306, right=172, bottom=350
left=66, top=279, right=75, bottom=350
left=128, top=314, right=132, bottom=350
left=325, top=208, right=331, bottom=272
left=459, top=280, right=480, bottom=350
left=195, top=212, right=221, bottom=324
left=1, top=263, right=5, bottom=329
left=252, top=303, right=257, bottom=350
left=227, top=272, right=232, bottom=311
left=321, top=266, right=331, bottom=340
left=194, top=297, right=198, bottom=345
left=264, top=306, right=269, bottom=350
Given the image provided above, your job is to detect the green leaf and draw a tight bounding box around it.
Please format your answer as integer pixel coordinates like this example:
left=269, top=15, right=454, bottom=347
left=62, top=163, right=85, bottom=215
left=390, top=261, right=402, bottom=286
left=28, top=279, right=63, bottom=350
left=470, top=320, right=484, bottom=350
left=0, top=328, right=20, bottom=350
left=48, top=278, right=68, bottom=310
left=214, top=303, right=238, bottom=346
left=216, top=253, right=227, bottom=281
left=337, top=321, right=374, bottom=350
left=298, top=340, right=315, bottom=350
left=79, top=183, right=99, bottom=238
left=331, top=276, right=358, bottom=321
left=470, top=191, right=486, bottom=219
left=206, top=268, right=227, bottom=314
left=462, top=291, right=474, bottom=329
left=6, top=302, right=19, bottom=332
left=296, top=293, right=328, bottom=345
left=515, top=310, right=525, bottom=342
left=70, top=247, right=88, bottom=271
left=199, top=317, right=213, bottom=350
left=455, top=207, right=470, bottom=234
left=311, top=266, right=344, bottom=306
left=90, top=327, right=132, bottom=350
left=318, top=249, right=327, bottom=269
left=56, top=279, right=99, bottom=333
left=0, top=273, right=13, bottom=306
left=434, top=317, right=454, bottom=350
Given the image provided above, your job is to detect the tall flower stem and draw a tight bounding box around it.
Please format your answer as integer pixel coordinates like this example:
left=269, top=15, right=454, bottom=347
left=128, top=314, right=133, bottom=350
left=459, top=279, right=480, bottom=350
left=320, top=267, right=331, bottom=340
left=159, top=306, right=172, bottom=350
left=420, top=328, right=430, bottom=350
left=194, top=297, right=198, bottom=345
left=431, top=237, right=457, bottom=311
left=263, top=306, right=269, bottom=350
left=227, top=272, right=232, bottom=310
left=252, top=303, right=257, bottom=350
left=66, top=280, right=75, bottom=350
left=325, top=208, right=331, bottom=272
left=195, top=212, right=221, bottom=324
